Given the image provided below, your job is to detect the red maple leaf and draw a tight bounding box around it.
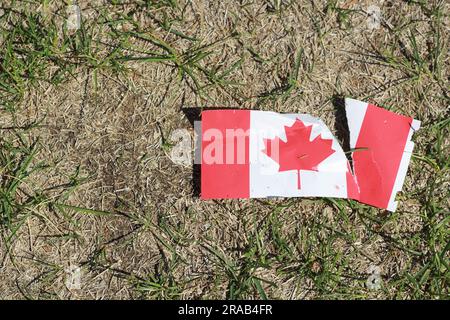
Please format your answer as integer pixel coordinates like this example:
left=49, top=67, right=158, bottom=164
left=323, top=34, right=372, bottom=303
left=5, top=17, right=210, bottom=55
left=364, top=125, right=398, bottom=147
left=263, top=118, right=335, bottom=189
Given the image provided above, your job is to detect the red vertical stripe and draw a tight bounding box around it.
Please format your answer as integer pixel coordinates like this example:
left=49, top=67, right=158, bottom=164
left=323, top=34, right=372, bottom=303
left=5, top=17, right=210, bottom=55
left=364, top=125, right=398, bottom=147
left=201, top=110, right=250, bottom=199
left=352, top=104, right=412, bottom=209
left=346, top=163, right=360, bottom=200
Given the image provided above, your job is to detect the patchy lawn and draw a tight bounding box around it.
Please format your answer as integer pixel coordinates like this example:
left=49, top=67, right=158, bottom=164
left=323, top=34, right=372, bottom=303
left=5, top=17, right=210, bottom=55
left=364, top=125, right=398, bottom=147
left=0, top=0, right=448, bottom=299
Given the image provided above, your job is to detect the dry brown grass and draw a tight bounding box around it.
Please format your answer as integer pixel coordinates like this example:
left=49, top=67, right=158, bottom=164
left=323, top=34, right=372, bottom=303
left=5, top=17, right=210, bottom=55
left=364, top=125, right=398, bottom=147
left=0, top=0, right=448, bottom=299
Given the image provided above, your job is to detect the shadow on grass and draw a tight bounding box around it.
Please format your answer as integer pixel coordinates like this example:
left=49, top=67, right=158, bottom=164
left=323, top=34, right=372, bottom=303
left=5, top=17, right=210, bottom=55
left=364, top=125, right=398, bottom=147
left=331, top=94, right=352, bottom=163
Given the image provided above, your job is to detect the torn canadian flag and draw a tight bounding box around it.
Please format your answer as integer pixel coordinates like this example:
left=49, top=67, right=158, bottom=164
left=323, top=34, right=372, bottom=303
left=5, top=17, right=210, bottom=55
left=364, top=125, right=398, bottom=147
left=200, top=98, right=420, bottom=212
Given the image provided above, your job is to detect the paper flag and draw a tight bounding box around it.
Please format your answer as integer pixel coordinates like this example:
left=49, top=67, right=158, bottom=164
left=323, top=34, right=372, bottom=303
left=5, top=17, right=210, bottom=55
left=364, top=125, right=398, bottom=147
left=200, top=98, right=420, bottom=212
left=345, top=98, right=421, bottom=211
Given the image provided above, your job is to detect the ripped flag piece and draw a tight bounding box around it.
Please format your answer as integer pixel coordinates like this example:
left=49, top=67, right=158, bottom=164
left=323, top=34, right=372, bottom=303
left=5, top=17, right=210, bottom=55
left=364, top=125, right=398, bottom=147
left=200, top=98, right=420, bottom=212
left=345, top=98, right=420, bottom=211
